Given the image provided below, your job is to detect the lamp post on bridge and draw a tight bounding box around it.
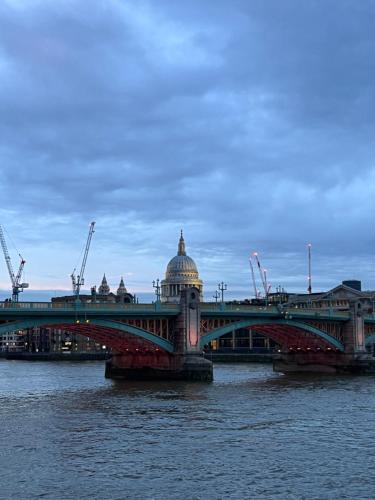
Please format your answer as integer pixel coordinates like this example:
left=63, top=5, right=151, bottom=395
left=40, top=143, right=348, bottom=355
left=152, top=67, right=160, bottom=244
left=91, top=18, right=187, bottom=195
left=218, top=282, right=227, bottom=303
left=284, top=310, right=293, bottom=320
left=152, top=279, right=161, bottom=302
left=213, top=290, right=220, bottom=303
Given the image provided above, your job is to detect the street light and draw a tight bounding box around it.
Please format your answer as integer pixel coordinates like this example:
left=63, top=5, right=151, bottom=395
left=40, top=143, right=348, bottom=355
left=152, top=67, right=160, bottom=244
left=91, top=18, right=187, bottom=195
left=218, top=282, right=227, bottom=303
left=213, top=290, right=220, bottom=303
left=152, top=279, right=161, bottom=302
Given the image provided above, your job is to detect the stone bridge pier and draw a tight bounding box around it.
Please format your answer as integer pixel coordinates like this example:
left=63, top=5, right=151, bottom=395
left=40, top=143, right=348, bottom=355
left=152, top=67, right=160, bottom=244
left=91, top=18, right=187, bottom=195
left=274, top=300, right=374, bottom=374
left=105, top=287, right=213, bottom=381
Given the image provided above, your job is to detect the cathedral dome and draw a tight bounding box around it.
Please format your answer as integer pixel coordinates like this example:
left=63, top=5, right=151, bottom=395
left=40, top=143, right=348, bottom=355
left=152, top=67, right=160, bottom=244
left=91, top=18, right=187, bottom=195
left=161, top=231, right=203, bottom=303
left=166, top=255, right=198, bottom=277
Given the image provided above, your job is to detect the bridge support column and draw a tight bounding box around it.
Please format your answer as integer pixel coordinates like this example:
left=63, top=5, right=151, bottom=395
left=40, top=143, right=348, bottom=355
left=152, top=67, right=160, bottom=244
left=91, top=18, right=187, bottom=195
left=173, top=287, right=213, bottom=381
left=341, top=301, right=366, bottom=354
left=105, top=288, right=213, bottom=381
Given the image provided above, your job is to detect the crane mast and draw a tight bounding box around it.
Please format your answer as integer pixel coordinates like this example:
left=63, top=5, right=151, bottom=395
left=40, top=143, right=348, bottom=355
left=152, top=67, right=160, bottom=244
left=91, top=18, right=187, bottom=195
left=249, top=256, right=258, bottom=299
left=0, top=225, right=29, bottom=302
left=71, top=222, right=96, bottom=299
left=253, top=252, right=268, bottom=298
left=263, top=268, right=271, bottom=296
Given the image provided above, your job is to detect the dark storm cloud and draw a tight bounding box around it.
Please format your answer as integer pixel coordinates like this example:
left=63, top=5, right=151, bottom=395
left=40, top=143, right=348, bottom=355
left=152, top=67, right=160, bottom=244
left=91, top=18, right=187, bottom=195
left=1, top=0, right=375, bottom=294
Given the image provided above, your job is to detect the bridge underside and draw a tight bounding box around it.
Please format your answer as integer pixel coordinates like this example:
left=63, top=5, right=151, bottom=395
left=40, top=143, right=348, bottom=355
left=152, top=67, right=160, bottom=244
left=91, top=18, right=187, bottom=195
left=248, top=324, right=341, bottom=352
left=0, top=316, right=345, bottom=355
left=46, top=323, right=168, bottom=355
left=46, top=321, right=343, bottom=354
left=201, top=319, right=344, bottom=352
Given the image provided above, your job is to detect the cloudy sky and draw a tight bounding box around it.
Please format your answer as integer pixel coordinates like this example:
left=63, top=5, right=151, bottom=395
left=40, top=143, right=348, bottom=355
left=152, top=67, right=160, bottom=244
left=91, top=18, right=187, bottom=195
left=1, top=0, right=375, bottom=301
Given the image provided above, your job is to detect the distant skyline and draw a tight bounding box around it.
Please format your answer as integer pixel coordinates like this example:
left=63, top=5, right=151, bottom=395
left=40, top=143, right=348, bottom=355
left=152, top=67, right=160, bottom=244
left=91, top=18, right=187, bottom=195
left=1, top=0, right=375, bottom=300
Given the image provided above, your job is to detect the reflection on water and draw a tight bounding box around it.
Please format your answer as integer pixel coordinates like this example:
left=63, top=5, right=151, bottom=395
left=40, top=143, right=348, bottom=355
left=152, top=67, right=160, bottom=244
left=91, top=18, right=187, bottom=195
left=1, top=360, right=375, bottom=499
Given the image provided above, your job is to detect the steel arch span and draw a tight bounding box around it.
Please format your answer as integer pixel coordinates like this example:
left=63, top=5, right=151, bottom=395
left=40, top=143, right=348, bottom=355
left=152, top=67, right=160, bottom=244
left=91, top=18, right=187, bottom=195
left=200, top=318, right=345, bottom=352
left=0, top=318, right=174, bottom=353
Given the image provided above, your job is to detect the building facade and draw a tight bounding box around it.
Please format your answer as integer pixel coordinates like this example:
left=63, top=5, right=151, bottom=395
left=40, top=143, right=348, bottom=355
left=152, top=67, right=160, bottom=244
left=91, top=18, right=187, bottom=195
left=52, top=275, right=134, bottom=305
left=283, top=280, right=375, bottom=311
left=0, top=331, right=24, bottom=352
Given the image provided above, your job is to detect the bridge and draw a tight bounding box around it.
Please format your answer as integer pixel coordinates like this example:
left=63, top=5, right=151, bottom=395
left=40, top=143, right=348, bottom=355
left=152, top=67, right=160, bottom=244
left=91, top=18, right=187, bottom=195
left=1, top=287, right=375, bottom=378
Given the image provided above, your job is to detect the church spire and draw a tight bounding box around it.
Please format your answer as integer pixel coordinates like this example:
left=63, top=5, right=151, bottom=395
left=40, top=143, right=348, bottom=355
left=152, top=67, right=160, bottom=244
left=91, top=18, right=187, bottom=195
left=98, top=273, right=110, bottom=295
left=117, top=276, right=127, bottom=295
left=178, top=230, right=186, bottom=256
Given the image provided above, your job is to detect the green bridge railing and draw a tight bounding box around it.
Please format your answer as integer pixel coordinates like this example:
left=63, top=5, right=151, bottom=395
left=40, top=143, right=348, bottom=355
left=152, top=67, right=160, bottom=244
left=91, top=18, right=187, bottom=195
left=0, top=301, right=179, bottom=313
left=0, top=300, right=353, bottom=321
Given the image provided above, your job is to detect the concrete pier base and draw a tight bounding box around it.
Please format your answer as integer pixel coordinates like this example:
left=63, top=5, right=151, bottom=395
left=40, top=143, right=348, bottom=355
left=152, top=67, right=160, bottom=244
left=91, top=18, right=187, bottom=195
left=105, top=353, right=213, bottom=381
left=180, top=355, right=213, bottom=381
left=273, top=352, right=375, bottom=375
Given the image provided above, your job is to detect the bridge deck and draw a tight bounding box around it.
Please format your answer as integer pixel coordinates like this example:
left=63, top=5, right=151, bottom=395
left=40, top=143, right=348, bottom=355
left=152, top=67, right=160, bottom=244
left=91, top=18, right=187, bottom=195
left=0, top=301, right=355, bottom=321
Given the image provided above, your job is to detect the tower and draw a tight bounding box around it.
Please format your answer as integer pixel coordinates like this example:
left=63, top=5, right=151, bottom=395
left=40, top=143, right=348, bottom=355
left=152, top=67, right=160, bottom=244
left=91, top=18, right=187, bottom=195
left=117, top=277, right=127, bottom=296
left=98, top=274, right=110, bottom=295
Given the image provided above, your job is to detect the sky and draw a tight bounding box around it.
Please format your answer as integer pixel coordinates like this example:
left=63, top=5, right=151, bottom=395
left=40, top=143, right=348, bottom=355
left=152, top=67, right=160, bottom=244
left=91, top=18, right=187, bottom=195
left=1, top=0, right=375, bottom=301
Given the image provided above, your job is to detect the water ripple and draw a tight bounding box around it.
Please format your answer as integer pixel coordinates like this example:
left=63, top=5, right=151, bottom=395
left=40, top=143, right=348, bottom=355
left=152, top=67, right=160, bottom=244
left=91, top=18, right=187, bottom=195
left=1, top=360, right=375, bottom=499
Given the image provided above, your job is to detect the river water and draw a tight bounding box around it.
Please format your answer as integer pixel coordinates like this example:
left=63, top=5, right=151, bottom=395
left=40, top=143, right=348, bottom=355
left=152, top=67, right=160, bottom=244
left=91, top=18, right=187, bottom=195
left=1, top=360, right=375, bottom=499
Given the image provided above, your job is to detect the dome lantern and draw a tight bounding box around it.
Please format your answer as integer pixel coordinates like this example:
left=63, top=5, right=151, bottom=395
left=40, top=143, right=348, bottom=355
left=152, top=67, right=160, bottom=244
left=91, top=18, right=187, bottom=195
left=178, top=230, right=186, bottom=256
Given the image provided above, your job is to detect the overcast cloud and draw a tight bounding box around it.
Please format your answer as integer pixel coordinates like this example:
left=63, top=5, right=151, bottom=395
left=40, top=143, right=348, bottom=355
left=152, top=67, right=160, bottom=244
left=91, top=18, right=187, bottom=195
left=1, top=0, right=375, bottom=299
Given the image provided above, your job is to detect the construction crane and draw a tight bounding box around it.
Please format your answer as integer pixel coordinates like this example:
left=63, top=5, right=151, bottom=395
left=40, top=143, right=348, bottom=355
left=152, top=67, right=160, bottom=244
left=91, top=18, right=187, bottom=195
left=263, top=268, right=271, bottom=296
left=0, top=225, right=29, bottom=302
left=71, top=222, right=96, bottom=299
left=252, top=252, right=268, bottom=297
left=248, top=255, right=259, bottom=299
